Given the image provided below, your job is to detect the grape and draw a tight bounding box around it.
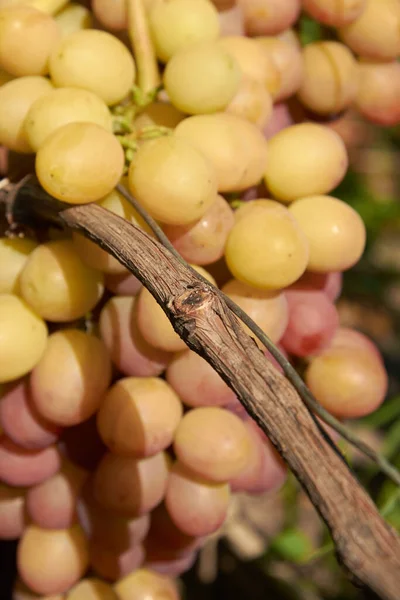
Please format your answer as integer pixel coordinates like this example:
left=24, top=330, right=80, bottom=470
left=30, top=329, right=112, bottom=427
left=97, top=377, right=183, bottom=458
left=163, top=41, right=241, bottom=114
left=218, top=3, right=245, bottom=36
left=128, top=135, right=217, bottom=226
left=147, top=502, right=202, bottom=554
left=148, top=0, right=220, bottom=63
left=175, top=113, right=268, bottom=193
left=280, top=289, right=339, bottom=357
left=226, top=76, right=273, bottom=128
left=0, top=379, right=60, bottom=449
left=355, top=60, right=400, bottom=127
left=221, top=279, right=289, bottom=344
left=290, top=271, right=343, bottom=301
left=297, top=41, right=358, bottom=115
left=234, top=198, right=287, bottom=221
left=224, top=207, right=309, bottom=290
left=0, top=436, right=61, bottom=486
left=288, top=195, right=366, bottom=272
left=174, top=407, right=251, bottom=482
left=166, top=348, right=237, bottom=408
left=330, top=327, right=381, bottom=356
left=264, top=123, right=348, bottom=203
left=0, top=294, right=48, bottom=384
left=302, top=0, right=366, bottom=26
left=0, top=483, right=25, bottom=540
left=66, top=578, right=118, bottom=600
left=145, top=549, right=198, bottom=577
left=338, top=0, right=400, bottom=61
left=14, top=578, right=65, bottom=600
left=17, top=524, right=89, bottom=595
left=89, top=540, right=145, bottom=581
left=0, top=237, right=37, bottom=294
left=0, top=75, right=52, bottom=152
left=163, top=195, right=235, bottom=265
left=165, top=461, right=230, bottom=537
left=54, top=2, right=92, bottom=38
left=92, top=451, right=170, bottom=517
left=104, top=272, right=142, bottom=296
left=49, top=29, right=136, bottom=106
left=255, top=36, right=303, bottom=102
left=25, top=87, right=113, bottom=151
left=134, top=102, right=185, bottom=134
left=35, top=122, right=124, bottom=204
left=92, top=0, right=127, bottom=31
left=0, top=6, right=60, bottom=76
left=237, top=0, right=301, bottom=36
left=262, top=101, right=297, bottom=140
left=58, top=416, right=106, bottom=471
left=305, top=346, right=388, bottom=418
left=114, top=569, right=179, bottom=600
left=26, top=459, right=88, bottom=529
left=218, top=35, right=280, bottom=95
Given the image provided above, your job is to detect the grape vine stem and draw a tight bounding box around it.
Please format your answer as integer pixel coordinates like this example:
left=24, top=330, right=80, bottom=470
left=1, top=178, right=400, bottom=600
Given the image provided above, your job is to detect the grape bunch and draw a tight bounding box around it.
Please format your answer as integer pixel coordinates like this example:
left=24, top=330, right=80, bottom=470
left=0, top=0, right=398, bottom=597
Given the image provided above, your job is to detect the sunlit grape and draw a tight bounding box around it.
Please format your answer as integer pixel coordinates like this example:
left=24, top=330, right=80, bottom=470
left=114, top=569, right=179, bottom=600
left=255, top=36, right=303, bottom=102
left=66, top=578, right=118, bottom=600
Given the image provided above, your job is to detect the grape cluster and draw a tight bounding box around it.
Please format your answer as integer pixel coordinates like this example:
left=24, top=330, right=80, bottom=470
left=0, top=0, right=397, bottom=598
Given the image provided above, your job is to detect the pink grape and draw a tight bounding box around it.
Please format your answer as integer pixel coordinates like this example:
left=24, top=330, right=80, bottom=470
left=104, top=271, right=142, bottom=296
left=0, top=483, right=26, bottom=539
left=89, top=540, right=145, bottom=582
left=0, top=436, right=61, bottom=487
left=238, top=0, right=301, bottom=36
left=0, top=379, right=60, bottom=450
left=330, top=326, right=383, bottom=360
left=147, top=502, right=202, bottom=554
left=289, top=271, right=343, bottom=301
left=280, top=289, right=339, bottom=357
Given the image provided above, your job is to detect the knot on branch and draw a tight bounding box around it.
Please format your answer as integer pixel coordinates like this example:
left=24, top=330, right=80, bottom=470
left=171, top=283, right=215, bottom=317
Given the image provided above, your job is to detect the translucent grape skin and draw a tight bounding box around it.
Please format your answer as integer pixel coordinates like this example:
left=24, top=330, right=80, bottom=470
left=302, top=0, right=366, bottom=27
left=89, top=540, right=145, bottom=582
left=226, top=75, right=273, bottom=128
left=99, top=295, right=172, bottom=377
left=0, top=236, right=37, bottom=294
left=166, top=348, right=237, bottom=408
left=237, top=0, right=301, bottom=36
left=17, top=524, right=89, bottom=595
left=0, top=5, right=60, bottom=76
left=0, top=484, right=26, bottom=540
left=163, top=194, right=235, bottom=265
left=35, top=122, right=125, bottom=205
left=97, top=377, right=183, bottom=458
left=0, top=379, right=60, bottom=450
left=330, top=326, right=384, bottom=360
left=165, top=461, right=230, bottom=537
left=0, top=436, right=61, bottom=487
left=355, top=60, right=400, bottom=127
left=114, top=568, right=179, bottom=600
left=280, top=289, right=339, bottom=357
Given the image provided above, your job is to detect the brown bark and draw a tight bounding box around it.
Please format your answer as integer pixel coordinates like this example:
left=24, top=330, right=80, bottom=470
left=2, top=182, right=400, bottom=600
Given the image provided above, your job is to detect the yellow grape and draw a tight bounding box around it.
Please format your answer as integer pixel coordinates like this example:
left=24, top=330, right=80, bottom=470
left=163, top=41, right=241, bottom=114
left=0, top=236, right=37, bottom=294
left=25, top=87, right=113, bottom=151
left=0, top=75, right=53, bottom=152
left=114, top=569, right=179, bottom=600
left=19, top=239, right=104, bottom=322
left=54, top=2, right=92, bottom=38
left=175, top=113, right=268, bottom=193
left=233, top=198, right=287, bottom=222
left=149, top=0, right=220, bottom=63
left=0, top=294, right=48, bottom=384
left=256, top=36, right=303, bottom=101
left=0, top=483, right=25, bottom=539
left=237, top=0, right=301, bottom=36
left=17, top=524, right=89, bottom=595
left=225, top=206, right=309, bottom=289
left=134, top=102, right=185, bottom=134
left=49, top=29, right=136, bottom=105
left=302, top=0, right=366, bottom=26
left=338, top=0, right=400, bottom=61
left=355, top=60, right=400, bottom=127
left=35, top=122, right=124, bottom=204
left=0, top=5, right=60, bottom=76
left=30, top=329, right=112, bottom=426
left=225, top=76, right=273, bottom=128
left=13, top=578, right=64, bottom=600
left=288, top=195, right=366, bottom=272
left=128, top=135, right=217, bottom=226
left=67, top=578, right=118, bottom=599
left=297, top=41, right=359, bottom=115
left=264, top=123, right=348, bottom=203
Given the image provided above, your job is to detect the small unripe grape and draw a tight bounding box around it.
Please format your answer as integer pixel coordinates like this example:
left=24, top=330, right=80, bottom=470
left=0, top=237, right=37, bottom=294
left=255, top=36, right=303, bottom=102
left=30, top=329, right=112, bottom=426
left=0, top=295, right=48, bottom=384
left=175, top=113, right=268, bottom=193
left=97, top=377, right=183, bottom=458
left=55, top=2, right=92, bottom=38
left=237, top=0, right=301, bottom=36
left=25, top=87, right=112, bottom=151
left=163, top=41, right=241, bottom=114
left=355, top=60, right=400, bottom=127
left=225, top=207, right=309, bottom=290
left=302, top=0, right=366, bottom=26
left=288, top=195, right=366, bottom=272
left=0, top=6, right=60, bottom=76
left=49, top=29, right=136, bottom=105
left=66, top=578, right=118, bottom=600
left=149, top=0, right=220, bottom=63
left=0, top=75, right=52, bottom=152
left=115, top=569, right=179, bottom=600
left=20, top=240, right=104, bottom=321
left=0, top=484, right=25, bottom=539
left=18, top=524, right=89, bottom=595
left=36, top=122, right=124, bottom=205
left=128, top=135, right=217, bottom=226
left=297, top=42, right=359, bottom=115
left=226, top=76, right=273, bottom=128
left=305, top=346, right=388, bottom=418
left=338, top=0, right=400, bottom=61
left=264, top=123, right=348, bottom=203
left=92, top=0, right=127, bottom=31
